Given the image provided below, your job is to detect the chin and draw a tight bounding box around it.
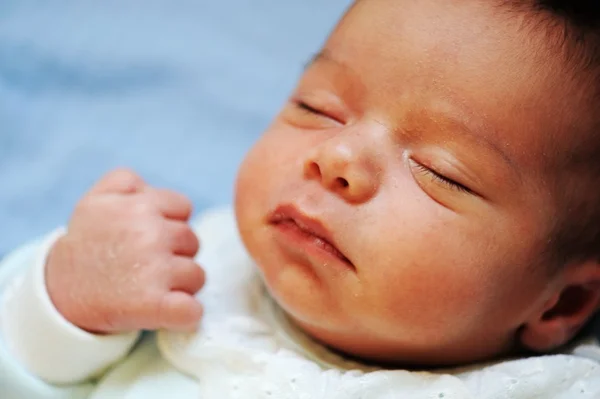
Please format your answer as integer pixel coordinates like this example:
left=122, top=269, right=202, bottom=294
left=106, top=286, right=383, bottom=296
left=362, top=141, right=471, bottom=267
left=267, top=274, right=330, bottom=320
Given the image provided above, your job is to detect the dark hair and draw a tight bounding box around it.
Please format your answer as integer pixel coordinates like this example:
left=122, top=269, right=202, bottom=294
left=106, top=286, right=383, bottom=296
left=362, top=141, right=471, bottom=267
left=533, top=0, right=600, bottom=28
left=520, top=0, right=600, bottom=267
left=530, top=0, right=600, bottom=70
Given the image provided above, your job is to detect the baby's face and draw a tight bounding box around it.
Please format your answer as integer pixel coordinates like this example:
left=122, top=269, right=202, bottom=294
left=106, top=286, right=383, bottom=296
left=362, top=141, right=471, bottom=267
left=235, top=0, right=585, bottom=365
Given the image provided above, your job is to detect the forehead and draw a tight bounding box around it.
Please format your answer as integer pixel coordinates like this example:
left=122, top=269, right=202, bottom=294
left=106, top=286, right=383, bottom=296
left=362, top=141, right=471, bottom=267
left=321, top=0, right=588, bottom=172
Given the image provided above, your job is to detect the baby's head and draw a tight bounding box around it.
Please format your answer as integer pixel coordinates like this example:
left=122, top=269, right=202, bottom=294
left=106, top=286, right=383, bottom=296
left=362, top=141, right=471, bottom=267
left=234, top=0, right=600, bottom=366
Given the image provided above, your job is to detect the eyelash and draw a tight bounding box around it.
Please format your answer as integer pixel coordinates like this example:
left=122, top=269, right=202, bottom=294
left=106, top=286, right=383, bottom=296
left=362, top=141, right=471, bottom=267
left=292, top=99, right=346, bottom=126
left=412, top=162, right=472, bottom=194
left=296, top=101, right=323, bottom=115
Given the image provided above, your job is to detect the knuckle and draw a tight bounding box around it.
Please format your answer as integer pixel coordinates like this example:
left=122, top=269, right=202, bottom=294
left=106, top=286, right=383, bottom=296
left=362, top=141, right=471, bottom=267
left=131, top=198, right=157, bottom=217
left=108, top=167, right=141, bottom=183
left=124, top=218, right=164, bottom=250
left=137, top=225, right=166, bottom=249
left=106, top=168, right=144, bottom=193
left=160, top=190, right=193, bottom=216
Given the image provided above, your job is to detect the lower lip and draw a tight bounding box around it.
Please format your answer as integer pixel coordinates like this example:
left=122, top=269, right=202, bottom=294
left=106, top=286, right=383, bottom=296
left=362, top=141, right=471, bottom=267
left=272, top=220, right=355, bottom=271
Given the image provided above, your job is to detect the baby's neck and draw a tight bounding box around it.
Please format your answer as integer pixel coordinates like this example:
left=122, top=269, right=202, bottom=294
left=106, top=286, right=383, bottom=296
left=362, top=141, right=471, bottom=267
left=278, top=306, right=518, bottom=370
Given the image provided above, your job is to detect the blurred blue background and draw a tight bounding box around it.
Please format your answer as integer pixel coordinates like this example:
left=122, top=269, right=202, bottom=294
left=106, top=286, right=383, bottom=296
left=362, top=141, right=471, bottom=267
left=0, top=0, right=352, bottom=255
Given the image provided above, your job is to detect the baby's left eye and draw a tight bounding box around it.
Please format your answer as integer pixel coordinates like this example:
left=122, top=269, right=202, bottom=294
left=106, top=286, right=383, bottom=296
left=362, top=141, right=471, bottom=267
left=410, top=160, right=473, bottom=195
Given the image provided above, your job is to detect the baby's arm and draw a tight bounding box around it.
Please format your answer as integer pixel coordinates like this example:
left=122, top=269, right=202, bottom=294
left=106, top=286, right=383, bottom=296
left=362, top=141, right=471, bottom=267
left=0, top=232, right=137, bottom=398
left=0, top=169, right=205, bottom=397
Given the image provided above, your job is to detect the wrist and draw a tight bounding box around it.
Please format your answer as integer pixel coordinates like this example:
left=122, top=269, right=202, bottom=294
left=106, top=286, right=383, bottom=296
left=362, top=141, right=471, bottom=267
left=44, top=235, right=81, bottom=329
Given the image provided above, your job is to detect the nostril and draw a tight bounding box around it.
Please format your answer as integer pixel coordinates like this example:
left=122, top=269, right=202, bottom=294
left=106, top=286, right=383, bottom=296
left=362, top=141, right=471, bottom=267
left=336, top=177, right=349, bottom=188
left=306, top=162, right=322, bottom=179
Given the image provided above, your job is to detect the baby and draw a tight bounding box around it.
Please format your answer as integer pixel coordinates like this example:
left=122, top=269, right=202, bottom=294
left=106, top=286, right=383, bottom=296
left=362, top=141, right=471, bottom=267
left=2, top=0, right=600, bottom=398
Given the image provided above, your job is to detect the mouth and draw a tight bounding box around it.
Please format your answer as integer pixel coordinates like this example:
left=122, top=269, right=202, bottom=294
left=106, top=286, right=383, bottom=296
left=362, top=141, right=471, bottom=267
left=268, top=204, right=355, bottom=271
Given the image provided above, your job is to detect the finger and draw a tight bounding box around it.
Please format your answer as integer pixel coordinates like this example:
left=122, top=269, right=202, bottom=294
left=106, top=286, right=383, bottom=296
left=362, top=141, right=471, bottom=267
left=89, top=168, right=145, bottom=195
left=169, top=256, right=205, bottom=295
left=157, top=292, right=203, bottom=332
left=164, top=221, right=200, bottom=257
left=148, top=188, right=193, bottom=221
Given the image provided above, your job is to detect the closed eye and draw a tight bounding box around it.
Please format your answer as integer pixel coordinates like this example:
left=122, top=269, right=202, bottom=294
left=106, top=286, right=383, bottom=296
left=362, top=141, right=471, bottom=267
left=296, top=101, right=324, bottom=115
left=293, top=100, right=346, bottom=125
left=411, top=162, right=473, bottom=195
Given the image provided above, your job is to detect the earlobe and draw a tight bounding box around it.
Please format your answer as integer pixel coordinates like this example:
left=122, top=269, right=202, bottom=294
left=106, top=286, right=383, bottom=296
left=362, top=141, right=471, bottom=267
left=519, top=262, right=600, bottom=352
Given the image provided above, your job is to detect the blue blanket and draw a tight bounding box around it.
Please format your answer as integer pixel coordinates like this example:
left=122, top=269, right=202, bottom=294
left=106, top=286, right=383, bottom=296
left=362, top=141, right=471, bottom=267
left=0, top=0, right=351, bottom=255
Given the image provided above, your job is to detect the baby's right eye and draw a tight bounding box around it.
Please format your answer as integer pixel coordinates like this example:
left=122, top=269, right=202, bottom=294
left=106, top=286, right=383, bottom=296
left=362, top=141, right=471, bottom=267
left=281, top=98, right=343, bottom=129
left=296, top=101, right=323, bottom=115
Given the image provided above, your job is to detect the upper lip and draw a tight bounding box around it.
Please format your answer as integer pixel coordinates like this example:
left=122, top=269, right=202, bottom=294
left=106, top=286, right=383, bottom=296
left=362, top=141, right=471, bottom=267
left=268, top=204, right=353, bottom=267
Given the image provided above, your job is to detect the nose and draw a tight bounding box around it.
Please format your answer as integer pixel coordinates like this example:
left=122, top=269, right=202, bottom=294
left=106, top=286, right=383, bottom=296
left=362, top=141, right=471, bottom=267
left=303, top=129, right=381, bottom=203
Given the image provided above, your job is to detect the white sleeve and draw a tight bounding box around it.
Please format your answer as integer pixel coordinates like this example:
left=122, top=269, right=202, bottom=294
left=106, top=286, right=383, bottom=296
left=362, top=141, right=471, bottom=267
left=0, top=229, right=141, bottom=385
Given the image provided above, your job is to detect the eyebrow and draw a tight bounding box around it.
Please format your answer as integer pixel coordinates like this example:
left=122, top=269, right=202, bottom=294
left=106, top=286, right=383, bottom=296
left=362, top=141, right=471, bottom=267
left=304, top=50, right=346, bottom=71
left=439, top=108, right=517, bottom=172
left=477, top=134, right=516, bottom=171
left=304, top=51, right=325, bottom=69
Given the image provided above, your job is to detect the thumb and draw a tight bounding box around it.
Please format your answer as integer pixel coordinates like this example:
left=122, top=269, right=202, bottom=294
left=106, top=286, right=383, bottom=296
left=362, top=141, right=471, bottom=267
left=157, top=291, right=204, bottom=332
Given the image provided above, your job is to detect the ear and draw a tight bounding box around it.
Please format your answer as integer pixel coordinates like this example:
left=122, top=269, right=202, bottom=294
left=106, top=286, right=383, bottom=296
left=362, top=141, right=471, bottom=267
left=519, top=260, right=600, bottom=352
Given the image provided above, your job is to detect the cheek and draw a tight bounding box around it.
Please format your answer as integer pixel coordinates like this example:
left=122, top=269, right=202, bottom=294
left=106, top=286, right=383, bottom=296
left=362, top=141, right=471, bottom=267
left=353, top=197, right=514, bottom=335
left=235, top=122, right=318, bottom=215
left=355, top=202, right=549, bottom=344
left=234, top=124, right=307, bottom=265
left=364, top=243, right=491, bottom=327
left=235, top=134, right=277, bottom=253
left=235, top=129, right=284, bottom=211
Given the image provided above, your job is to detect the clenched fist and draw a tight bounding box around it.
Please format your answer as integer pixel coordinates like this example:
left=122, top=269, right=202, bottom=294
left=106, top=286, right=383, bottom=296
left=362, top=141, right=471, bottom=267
left=46, top=169, right=205, bottom=334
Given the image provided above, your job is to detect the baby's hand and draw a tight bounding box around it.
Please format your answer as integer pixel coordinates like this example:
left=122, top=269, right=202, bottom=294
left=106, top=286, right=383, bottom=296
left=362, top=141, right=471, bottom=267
left=45, top=169, right=205, bottom=334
